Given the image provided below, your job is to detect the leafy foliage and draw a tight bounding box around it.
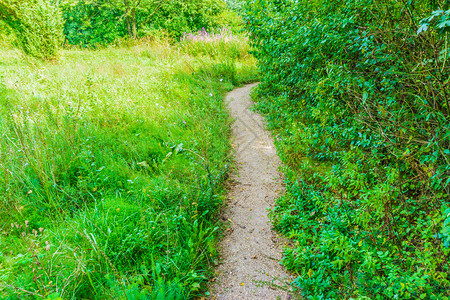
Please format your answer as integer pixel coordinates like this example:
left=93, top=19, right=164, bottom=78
left=245, top=0, right=450, bottom=298
left=61, top=0, right=228, bottom=47
left=0, top=0, right=63, bottom=59
left=62, top=1, right=127, bottom=46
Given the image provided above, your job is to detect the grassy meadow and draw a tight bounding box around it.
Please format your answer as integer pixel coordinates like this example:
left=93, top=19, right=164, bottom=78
left=0, top=33, right=257, bottom=299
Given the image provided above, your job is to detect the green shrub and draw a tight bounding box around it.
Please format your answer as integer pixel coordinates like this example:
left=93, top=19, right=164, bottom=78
left=0, top=0, right=63, bottom=59
left=63, top=1, right=126, bottom=47
left=246, top=0, right=450, bottom=298
left=212, top=9, right=244, bottom=33
left=61, top=0, right=228, bottom=47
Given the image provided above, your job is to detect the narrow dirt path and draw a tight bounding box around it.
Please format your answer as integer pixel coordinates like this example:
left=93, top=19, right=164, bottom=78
left=212, top=84, right=292, bottom=299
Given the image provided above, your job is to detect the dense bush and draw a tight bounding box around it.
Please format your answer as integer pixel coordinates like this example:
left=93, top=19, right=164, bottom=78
left=150, top=0, right=225, bottom=38
left=0, top=0, right=63, bottom=59
left=63, top=1, right=126, bottom=46
left=246, top=0, right=450, bottom=299
left=62, top=0, right=228, bottom=47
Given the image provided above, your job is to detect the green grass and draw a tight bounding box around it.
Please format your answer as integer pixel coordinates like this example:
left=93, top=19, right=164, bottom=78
left=0, top=35, right=257, bottom=299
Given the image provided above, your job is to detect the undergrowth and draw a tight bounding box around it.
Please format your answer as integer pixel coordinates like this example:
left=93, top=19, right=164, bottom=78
left=246, top=0, right=450, bottom=299
left=0, top=32, right=257, bottom=299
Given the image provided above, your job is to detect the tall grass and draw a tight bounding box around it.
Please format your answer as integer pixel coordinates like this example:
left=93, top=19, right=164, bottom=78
left=0, top=32, right=257, bottom=299
left=180, top=27, right=251, bottom=60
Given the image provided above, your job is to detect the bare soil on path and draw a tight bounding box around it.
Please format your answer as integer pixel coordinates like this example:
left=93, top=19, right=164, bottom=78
left=211, top=84, right=292, bottom=299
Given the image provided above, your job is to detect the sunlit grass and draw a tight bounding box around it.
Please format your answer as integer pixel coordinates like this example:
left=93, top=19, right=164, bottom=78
left=0, top=35, right=257, bottom=299
left=180, top=27, right=252, bottom=60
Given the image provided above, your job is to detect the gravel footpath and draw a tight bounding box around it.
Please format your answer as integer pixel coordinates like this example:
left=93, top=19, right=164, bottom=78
left=211, top=84, right=293, bottom=300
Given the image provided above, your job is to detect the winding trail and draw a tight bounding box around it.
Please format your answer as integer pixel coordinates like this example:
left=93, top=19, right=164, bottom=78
left=212, top=84, right=292, bottom=299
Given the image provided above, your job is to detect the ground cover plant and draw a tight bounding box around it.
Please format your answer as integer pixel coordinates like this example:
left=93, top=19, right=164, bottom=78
left=245, top=0, right=450, bottom=299
left=0, top=30, right=256, bottom=299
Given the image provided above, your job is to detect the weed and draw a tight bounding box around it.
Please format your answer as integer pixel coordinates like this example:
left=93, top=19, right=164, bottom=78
left=0, top=34, right=257, bottom=298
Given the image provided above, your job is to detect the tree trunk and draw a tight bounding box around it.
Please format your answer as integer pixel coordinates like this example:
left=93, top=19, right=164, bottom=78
left=126, top=17, right=132, bottom=37
left=131, top=7, right=137, bottom=38
left=124, top=0, right=133, bottom=38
